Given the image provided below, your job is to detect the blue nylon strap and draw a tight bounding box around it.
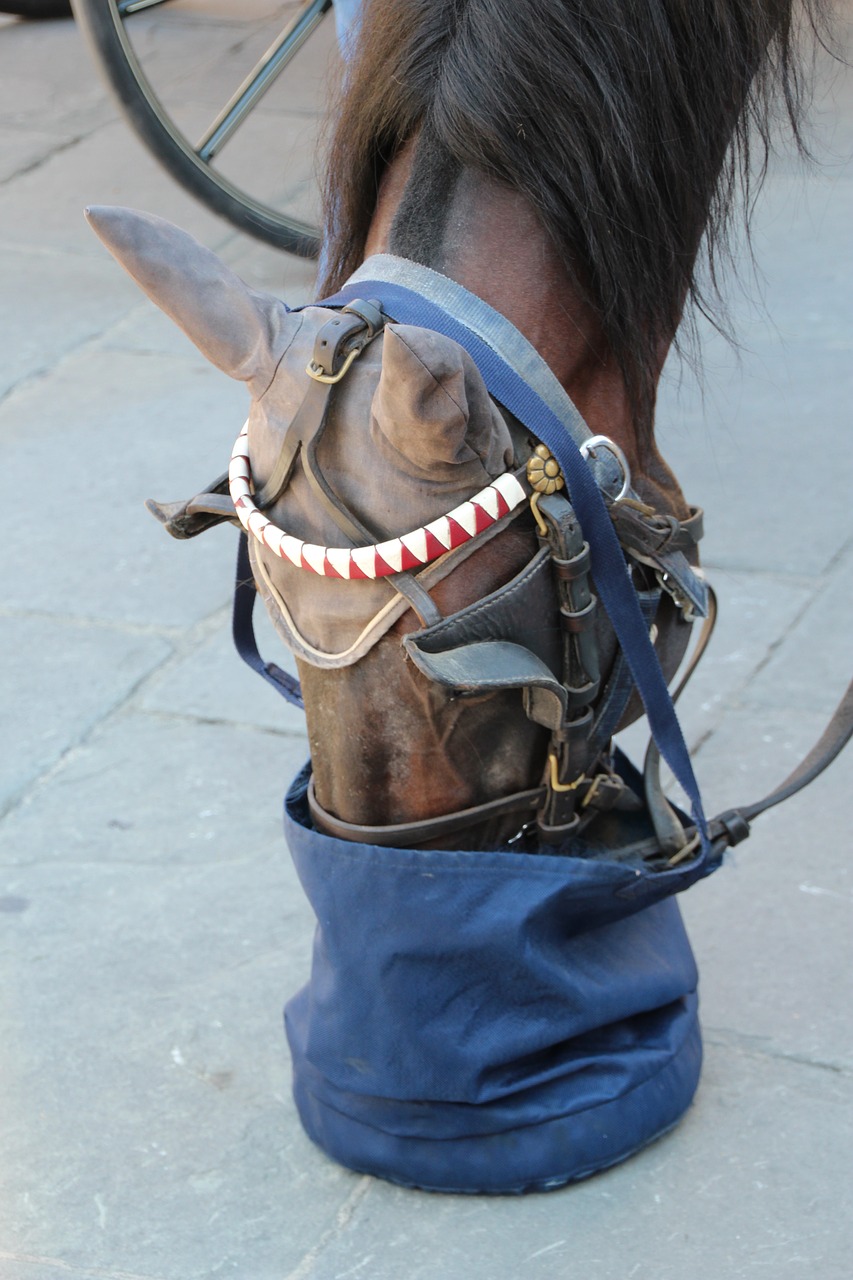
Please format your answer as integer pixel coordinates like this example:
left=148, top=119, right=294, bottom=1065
left=233, top=533, right=304, bottom=709
left=324, top=276, right=709, bottom=848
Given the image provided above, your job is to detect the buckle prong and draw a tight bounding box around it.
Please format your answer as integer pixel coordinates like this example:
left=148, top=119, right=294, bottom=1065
left=548, top=753, right=586, bottom=794
left=306, top=346, right=361, bottom=385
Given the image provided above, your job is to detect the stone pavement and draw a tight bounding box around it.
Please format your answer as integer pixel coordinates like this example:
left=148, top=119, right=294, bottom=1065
left=0, top=7, right=851, bottom=1279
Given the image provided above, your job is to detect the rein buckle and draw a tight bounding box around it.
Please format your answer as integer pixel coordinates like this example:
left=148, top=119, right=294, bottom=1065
left=306, top=297, right=387, bottom=384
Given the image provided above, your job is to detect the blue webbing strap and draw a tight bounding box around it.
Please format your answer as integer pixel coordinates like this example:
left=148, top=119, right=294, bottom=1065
left=322, top=275, right=709, bottom=849
left=233, top=533, right=304, bottom=709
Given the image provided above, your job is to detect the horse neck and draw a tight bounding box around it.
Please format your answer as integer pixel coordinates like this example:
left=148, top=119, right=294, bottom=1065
left=363, top=151, right=682, bottom=507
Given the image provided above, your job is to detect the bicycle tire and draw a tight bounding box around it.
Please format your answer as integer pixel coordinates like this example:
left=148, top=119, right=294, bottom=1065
left=0, top=2, right=72, bottom=15
left=70, top=0, right=325, bottom=258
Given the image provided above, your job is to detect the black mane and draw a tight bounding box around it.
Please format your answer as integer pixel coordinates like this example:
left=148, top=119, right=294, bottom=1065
left=320, top=0, right=830, bottom=445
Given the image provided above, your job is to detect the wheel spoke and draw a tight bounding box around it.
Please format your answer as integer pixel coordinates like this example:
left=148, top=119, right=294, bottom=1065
left=72, top=0, right=324, bottom=255
left=195, top=0, right=332, bottom=162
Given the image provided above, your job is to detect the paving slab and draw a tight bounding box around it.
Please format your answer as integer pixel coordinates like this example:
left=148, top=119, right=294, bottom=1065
left=0, top=116, right=231, bottom=258
left=680, top=698, right=853, bottom=1059
left=0, top=246, right=139, bottom=399
left=266, top=1046, right=853, bottom=1280
left=655, top=336, right=853, bottom=574
left=0, top=853, right=349, bottom=1280
left=138, top=606, right=306, bottom=738
left=738, top=539, right=853, bottom=715
left=1, top=346, right=246, bottom=628
left=0, top=13, right=110, bottom=143
left=0, top=124, right=71, bottom=187
left=733, top=172, right=853, bottom=347
left=0, top=10, right=335, bottom=260
left=0, top=615, right=170, bottom=817
left=0, top=712, right=306, bottom=868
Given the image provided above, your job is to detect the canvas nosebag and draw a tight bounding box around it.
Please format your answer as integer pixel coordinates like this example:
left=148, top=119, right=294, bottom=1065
left=117, top=218, right=851, bottom=1193
left=281, top=762, right=703, bottom=1193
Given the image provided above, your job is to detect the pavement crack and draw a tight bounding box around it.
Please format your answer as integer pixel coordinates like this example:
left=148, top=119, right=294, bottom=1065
left=139, top=706, right=304, bottom=739
left=689, top=562, right=838, bottom=764
left=0, top=1251, right=167, bottom=1280
left=0, top=316, right=135, bottom=412
left=0, top=605, right=188, bottom=640
left=281, top=1177, right=373, bottom=1280
left=0, top=598, right=253, bottom=825
left=0, top=130, right=90, bottom=189
left=705, top=1027, right=852, bottom=1077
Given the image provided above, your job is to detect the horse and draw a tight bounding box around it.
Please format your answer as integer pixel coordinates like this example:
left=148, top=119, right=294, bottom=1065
left=87, top=0, right=828, bottom=856
left=85, top=0, right=842, bottom=1195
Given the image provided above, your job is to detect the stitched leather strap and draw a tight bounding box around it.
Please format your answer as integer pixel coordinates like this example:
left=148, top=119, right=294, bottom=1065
left=709, top=677, right=853, bottom=846
left=643, top=586, right=719, bottom=855
left=253, top=376, right=331, bottom=511
left=307, top=775, right=546, bottom=848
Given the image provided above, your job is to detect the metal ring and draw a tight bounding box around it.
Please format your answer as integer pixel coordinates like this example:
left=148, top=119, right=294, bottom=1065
left=579, top=435, right=631, bottom=502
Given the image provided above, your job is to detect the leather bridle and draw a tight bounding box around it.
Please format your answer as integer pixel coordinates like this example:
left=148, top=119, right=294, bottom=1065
left=148, top=297, right=853, bottom=863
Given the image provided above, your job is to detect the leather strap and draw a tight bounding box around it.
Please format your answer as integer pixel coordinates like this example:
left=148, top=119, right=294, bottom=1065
left=611, top=502, right=703, bottom=560
left=233, top=533, right=304, bottom=708
left=304, top=676, right=853, bottom=856
left=233, top=527, right=853, bottom=857
left=307, top=774, right=546, bottom=848
left=642, top=586, right=719, bottom=855
left=709, top=676, right=853, bottom=845
left=253, top=376, right=331, bottom=511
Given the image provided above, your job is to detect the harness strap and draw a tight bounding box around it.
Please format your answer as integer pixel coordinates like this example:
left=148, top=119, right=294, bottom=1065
left=233, top=527, right=853, bottom=855
left=307, top=775, right=546, bottom=848
left=305, top=683, right=853, bottom=855
left=712, top=677, right=853, bottom=840
left=643, top=587, right=719, bottom=855
left=325, top=261, right=712, bottom=851
left=253, top=375, right=329, bottom=511
left=233, top=532, right=304, bottom=708
left=252, top=307, right=443, bottom=629
left=612, top=503, right=704, bottom=560
left=532, top=489, right=601, bottom=838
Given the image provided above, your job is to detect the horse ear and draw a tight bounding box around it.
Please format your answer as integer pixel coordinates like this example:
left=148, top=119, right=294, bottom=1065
left=372, top=325, right=513, bottom=478
left=84, top=205, right=288, bottom=389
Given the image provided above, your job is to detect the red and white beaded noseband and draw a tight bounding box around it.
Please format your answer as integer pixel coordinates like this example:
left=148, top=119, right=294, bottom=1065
left=229, top=424, right=528, bottom=580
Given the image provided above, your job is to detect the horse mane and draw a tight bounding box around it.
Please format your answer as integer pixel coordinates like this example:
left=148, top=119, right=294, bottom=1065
left=319, top=0, right=831, bottom=447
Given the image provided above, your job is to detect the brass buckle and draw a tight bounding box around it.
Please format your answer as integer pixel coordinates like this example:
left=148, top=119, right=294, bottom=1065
left=580, top=772, right=609, bottom=809
left=306, top=346, right=361, bottom=385
left=305, top=299, right=387, bottom=385
left=547, top=753, right=586, bottom=794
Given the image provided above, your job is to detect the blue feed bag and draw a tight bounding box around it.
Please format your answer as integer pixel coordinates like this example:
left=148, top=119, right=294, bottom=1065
left=283, top=765, right=703, bottom=1194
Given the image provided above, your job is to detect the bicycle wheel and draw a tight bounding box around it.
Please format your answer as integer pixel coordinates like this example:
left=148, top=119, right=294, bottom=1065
left=71, top=0, right=333, bottom=257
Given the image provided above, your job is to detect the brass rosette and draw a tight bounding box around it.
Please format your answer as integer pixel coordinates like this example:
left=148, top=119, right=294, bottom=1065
left=526, top=444, right=565, bottom=495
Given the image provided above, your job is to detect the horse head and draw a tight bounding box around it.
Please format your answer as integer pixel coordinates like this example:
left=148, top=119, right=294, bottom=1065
left=88, top=0, right=826, bottom=854
left=87, top=204, right=576, bottom=846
